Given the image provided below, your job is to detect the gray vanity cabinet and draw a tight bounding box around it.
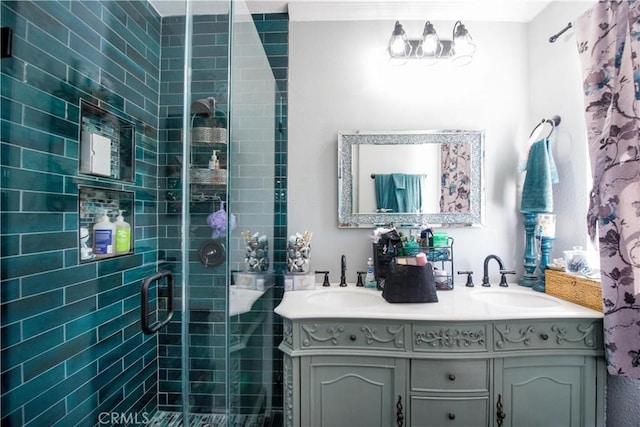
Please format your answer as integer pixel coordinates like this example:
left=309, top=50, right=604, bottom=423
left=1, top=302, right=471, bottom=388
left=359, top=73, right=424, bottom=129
left=278, top=317, right=604, bottom=427
left=495, top=356, right=597, bottom=427
left=492, top=319, right=604, bottom=427
left=301, top=355, right=406, bottom=427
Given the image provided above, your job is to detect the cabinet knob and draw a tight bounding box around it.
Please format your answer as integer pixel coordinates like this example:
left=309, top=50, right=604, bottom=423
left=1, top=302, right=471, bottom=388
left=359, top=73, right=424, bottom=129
left=448, top=373, right=456, bottom=381
left=349, top=334, right=357, bottom=341
left=540, top=333, right=549, bottom=340
left=448, top=412, right=456, bottom=420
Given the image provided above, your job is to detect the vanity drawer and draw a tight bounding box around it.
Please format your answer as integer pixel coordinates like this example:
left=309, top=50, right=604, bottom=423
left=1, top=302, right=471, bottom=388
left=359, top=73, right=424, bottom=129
left=493, top=320, right=601, bottom=351
left=412, top=323, right=488, bottom=352
left=299, top=321, right=406, bottom=351
left=411, top=359, right=489, bottom=392
left=410, top=395, right=489, bottom=427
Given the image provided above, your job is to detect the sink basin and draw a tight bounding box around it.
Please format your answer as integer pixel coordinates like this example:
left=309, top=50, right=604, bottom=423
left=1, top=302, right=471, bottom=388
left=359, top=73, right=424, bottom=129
left=305, top=289, right=383, bottom=309
left=229, top=286, right=266, bottom=316
left=470, top=288, right=562, bottom=308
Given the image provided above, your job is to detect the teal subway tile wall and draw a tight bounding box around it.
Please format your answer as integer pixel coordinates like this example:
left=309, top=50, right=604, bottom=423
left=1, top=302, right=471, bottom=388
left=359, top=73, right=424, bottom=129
left=1, top=0, right=288, bottom=424
left=1, top=1, right=161, bottom=425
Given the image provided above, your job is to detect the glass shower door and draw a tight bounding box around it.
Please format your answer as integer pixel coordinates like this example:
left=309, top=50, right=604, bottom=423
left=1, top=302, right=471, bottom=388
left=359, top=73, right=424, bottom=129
left=175, top=0, right=280, bottom=424
left=158, top=0, right=232, bottom=424
left=226, top=0, right=280, bottom=424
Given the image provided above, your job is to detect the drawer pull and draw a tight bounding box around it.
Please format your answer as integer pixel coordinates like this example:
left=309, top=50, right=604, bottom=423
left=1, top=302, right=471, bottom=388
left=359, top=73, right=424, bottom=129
left=540, top=333, right=549, bottom=340
left=350, top=334, right=357, bottom=341
left=448, top=373, right=456, bottom=381
left=448, top=412, right=456, bottom=420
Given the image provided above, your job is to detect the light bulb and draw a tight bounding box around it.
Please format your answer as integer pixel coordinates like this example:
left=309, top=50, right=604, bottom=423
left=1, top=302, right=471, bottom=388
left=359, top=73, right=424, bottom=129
left=388, top=21, right=409, bottom=57
left=390, top=37, right=407, bottom=55
left=454, top=35, right=475, bottom=56
left=452, top=21, right=476, bottom=58
left=422, top=34, right=439, bottom=55
left=421, top=21, right=439, bottom=56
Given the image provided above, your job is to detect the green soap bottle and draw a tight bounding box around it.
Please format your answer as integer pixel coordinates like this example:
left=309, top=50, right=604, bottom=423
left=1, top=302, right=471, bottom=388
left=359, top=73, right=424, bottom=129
left=114, top=209, right=131, bottom=255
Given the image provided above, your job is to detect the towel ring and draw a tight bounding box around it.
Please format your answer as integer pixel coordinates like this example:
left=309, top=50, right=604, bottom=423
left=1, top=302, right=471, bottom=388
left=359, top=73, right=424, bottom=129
left=529, top=115, right=561, bottom=139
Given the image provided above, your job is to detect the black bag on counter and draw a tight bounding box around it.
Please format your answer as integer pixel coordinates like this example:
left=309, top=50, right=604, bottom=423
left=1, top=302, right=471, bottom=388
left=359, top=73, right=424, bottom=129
left=382, top=262, right=438, bottom=303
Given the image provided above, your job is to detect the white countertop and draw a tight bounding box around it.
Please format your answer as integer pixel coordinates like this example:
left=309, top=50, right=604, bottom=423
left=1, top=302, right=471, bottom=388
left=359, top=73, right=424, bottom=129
left=274, top=284, right=603, bottom=321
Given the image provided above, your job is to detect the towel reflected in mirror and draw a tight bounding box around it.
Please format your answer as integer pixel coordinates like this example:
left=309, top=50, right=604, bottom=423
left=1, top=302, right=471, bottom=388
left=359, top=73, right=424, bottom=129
left=374, top=173, right=423, bottom=213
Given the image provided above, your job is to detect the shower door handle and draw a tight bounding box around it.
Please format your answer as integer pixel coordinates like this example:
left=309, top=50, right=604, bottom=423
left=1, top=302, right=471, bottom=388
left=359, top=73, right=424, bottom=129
left=141, top=270, right=174, bottom=335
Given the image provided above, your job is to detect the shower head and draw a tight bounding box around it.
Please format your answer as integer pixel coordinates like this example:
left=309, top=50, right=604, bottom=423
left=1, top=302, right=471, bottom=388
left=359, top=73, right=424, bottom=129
left=191, top=97, right=216, bottom=117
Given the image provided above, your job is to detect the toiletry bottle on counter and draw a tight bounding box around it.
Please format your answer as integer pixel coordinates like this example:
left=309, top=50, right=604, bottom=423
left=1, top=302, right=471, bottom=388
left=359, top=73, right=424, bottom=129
left=114, top=209, right=131, bottom=255
left=364, top=257, right=377, bottom=288
left=93, top=210, right=115, bottom=258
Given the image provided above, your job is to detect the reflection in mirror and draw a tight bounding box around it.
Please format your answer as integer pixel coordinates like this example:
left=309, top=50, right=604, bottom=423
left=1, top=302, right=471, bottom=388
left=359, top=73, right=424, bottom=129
left=338, top=130, right=484, bottom=228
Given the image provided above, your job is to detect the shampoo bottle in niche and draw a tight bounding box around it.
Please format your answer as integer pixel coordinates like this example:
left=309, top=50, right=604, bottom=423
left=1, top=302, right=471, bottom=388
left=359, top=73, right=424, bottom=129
left=364, top=257, right=377, bottom=288
left=93, top=210, right=116, bottom=258
left=114, top=209, right=131, bottom=255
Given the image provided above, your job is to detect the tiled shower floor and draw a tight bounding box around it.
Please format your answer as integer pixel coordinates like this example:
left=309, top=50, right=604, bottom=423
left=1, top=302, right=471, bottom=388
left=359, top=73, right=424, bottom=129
left=147, top=411, right=273, bottom=427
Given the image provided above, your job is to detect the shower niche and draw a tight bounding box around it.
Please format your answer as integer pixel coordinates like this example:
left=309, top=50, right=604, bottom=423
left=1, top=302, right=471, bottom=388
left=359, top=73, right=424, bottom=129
left=79, top=100, right=135, bottom=182
left=78, top=186, right=135, bottom=262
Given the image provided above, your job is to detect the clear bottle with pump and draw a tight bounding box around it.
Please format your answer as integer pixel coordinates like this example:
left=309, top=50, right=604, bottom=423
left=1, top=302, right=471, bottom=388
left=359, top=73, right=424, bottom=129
left=364, top=257, right=377, bottom=288
left=93, top=210, right=116, bottom=258
left=114, top=209, right=131, bottom=255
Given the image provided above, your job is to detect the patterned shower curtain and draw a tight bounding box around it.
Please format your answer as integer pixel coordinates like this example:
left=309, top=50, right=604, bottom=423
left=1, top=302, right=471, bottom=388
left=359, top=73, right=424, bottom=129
left=439, top=143, right=471, bottom=213
left=575, top=1, right=640, bottom=378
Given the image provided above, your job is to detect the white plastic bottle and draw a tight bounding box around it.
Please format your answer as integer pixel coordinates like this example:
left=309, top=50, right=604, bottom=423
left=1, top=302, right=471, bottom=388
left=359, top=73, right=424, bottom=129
left=114, top=209, right=131, bottom=255
left=93, top=210, right=116, bottom=258
left=364, top=257, right=377, bottom=288
left=209, top=150, right=219, bottom=170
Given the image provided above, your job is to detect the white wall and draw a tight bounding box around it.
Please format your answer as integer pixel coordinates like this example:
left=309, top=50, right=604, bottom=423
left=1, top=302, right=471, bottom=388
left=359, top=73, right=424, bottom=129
left=289, top=19, right=530, bottom=283
left=528, top=1, right=596, bottom=264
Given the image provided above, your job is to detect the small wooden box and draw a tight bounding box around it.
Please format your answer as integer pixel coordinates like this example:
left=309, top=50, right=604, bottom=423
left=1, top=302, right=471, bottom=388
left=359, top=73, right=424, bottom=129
left=545, top=269, right=603, bottom=312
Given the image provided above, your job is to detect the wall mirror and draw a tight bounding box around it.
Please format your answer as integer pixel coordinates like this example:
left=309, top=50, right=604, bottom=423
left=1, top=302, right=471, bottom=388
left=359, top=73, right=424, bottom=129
left=338, top=130, right=485, bottom=228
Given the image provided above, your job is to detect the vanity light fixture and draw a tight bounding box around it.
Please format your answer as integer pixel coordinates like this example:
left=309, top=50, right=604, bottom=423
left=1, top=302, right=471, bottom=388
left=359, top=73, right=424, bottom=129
left=386, top=20, right=476, bottom=66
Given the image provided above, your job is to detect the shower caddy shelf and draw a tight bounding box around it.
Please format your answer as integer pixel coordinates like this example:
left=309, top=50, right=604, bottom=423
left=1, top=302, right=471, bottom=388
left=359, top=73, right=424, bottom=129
left=189, top=125, right=228, bottom=208
left=187, top=97, right=228, bottom=211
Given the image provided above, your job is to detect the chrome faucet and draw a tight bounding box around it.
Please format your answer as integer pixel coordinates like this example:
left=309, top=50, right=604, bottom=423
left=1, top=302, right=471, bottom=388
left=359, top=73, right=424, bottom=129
left=339, top=255, right=347, bottom=287
left=482, top=255, right=505, bottom=287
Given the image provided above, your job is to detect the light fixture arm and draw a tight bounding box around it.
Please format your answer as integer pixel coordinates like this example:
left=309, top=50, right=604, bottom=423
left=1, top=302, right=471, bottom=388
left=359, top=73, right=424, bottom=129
left=452, top=20, right=463, bottom=40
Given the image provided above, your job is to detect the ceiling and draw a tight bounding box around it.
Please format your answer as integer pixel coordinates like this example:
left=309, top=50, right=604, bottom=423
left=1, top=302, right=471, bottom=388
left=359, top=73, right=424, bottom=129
left=149, top=0, right=554, bottom=22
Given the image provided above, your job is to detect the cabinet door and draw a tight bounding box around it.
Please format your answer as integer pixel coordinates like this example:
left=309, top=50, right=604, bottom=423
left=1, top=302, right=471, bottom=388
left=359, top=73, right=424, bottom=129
left=496, top=356, right=595, bottom=427
left=301, top=356, right=406, bottom=427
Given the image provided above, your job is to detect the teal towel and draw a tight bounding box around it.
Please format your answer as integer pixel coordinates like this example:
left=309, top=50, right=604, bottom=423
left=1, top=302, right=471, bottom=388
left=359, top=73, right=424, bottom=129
left=375, top=173, right=423, bottom=213
left=520, top=139, right=558, bottom=213
left=375, top=174, right=395, bottom=212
